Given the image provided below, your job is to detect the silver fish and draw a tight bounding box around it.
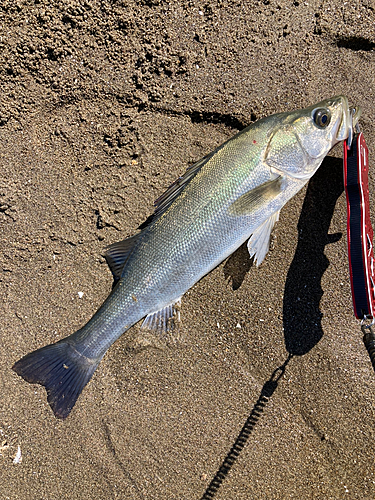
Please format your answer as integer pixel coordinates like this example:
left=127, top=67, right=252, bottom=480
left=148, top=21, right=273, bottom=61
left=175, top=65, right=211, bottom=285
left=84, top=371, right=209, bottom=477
left=13, top=96, right=360, bottom=418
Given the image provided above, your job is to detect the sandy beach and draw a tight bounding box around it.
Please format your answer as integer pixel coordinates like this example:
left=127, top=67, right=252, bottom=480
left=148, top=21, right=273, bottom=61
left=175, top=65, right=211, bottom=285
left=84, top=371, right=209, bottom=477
left=1, top=1, right=375, bottom=499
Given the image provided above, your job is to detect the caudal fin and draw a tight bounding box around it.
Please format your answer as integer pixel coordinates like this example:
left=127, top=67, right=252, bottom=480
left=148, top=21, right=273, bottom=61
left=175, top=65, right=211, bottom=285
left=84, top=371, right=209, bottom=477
left=12, top=341, right=100, bottom=419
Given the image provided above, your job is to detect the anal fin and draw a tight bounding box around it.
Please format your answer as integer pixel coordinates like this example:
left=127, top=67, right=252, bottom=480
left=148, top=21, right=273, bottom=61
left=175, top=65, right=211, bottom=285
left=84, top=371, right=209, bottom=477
left=141, top=297, right=182, bottom=336
left=247, top=211, right=280, bottom=266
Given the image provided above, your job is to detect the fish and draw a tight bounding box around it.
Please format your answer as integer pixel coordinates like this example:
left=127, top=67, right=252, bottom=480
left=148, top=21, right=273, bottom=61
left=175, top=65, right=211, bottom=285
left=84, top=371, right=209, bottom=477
left=12, top=95, right=360, bottom=419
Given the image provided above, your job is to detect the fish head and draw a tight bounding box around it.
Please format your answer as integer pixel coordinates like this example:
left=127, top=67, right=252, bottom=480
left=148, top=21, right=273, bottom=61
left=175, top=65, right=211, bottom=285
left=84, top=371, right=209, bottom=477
left=265, top=95, right=361, bottom=180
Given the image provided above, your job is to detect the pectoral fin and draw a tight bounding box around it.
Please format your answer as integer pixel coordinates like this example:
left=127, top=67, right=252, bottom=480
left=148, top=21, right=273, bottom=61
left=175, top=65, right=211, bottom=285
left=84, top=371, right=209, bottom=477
left=247, top=210, right=280, bottom=266
left=229, top=176, right=282, bottom=216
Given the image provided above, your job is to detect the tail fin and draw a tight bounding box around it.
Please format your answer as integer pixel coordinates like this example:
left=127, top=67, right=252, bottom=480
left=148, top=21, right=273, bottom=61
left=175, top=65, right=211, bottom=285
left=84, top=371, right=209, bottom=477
left=12, top=341, right=100, bottom=419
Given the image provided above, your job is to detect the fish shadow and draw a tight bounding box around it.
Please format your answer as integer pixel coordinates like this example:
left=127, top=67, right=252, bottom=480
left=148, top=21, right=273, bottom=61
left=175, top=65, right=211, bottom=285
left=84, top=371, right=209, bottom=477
left=223, top=240, right=254, bottom=290
left=223, top=156, right=344, bottom=347
left=283, top=156, right=344, bottom=355
left=201, top=156, right=344, bottom=498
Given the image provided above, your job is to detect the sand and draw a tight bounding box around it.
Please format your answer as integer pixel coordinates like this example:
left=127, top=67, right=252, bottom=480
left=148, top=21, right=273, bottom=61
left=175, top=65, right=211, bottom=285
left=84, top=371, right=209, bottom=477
left=1, top=1, right=375, bottom=499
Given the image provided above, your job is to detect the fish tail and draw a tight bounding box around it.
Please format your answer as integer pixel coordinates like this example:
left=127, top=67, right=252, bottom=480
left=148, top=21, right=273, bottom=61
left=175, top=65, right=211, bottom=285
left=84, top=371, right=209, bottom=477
left=12, top=341, right=100, bottom=419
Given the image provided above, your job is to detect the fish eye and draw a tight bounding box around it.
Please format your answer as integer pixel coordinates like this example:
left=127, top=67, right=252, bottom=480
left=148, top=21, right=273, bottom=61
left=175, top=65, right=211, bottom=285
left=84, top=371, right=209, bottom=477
left=313, top=108, right=331, bottom=128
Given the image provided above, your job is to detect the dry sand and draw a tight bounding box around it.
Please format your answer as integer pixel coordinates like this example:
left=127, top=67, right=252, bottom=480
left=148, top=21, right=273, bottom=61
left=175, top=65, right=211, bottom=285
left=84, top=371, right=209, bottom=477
left=1, top=1, right=375, bottom=499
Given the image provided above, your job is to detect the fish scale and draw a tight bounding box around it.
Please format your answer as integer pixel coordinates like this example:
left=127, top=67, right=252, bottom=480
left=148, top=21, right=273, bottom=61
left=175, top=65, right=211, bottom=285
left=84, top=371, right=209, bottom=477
left=12, top=95, right=360, bottom=419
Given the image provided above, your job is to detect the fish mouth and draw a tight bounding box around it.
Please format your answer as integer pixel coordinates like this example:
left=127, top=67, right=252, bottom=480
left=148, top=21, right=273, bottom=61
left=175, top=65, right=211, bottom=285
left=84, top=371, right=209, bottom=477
left=336, top=96, right=362, bottom=146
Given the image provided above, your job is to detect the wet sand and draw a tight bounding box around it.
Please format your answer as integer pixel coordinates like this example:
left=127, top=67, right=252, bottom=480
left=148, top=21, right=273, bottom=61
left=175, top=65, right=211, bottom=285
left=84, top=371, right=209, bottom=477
left=1, top=1, right=375, bottom=499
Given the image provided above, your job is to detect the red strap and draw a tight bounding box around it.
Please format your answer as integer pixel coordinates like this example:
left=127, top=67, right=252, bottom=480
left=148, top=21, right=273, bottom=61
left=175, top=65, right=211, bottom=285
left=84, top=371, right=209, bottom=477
left=344, top=133, right=375, bottom=319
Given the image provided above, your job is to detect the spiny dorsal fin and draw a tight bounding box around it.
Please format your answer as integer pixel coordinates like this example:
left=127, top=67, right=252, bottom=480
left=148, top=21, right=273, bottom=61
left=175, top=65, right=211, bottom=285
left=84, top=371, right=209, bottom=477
left=104, top=233, right=142, bottom=283
left=138, top=149, right=217, bottom=230
left=107, top=148, right=222, bottom=277
left=247, top=210, right=280, bottom=266
left=229, top=176, right=282, bottom=216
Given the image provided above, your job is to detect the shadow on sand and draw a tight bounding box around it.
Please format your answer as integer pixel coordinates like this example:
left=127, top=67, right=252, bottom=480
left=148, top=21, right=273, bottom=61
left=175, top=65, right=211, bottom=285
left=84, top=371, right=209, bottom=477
left=201, top=156, right=344, bottom=499
left=283, top=156, right=344, bottom=355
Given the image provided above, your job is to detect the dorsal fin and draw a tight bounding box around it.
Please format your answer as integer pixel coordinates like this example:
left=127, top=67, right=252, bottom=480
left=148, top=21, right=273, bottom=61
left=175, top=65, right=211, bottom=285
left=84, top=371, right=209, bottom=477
left=138, top=149, right=216, bottom=230
left=104, top=233, right=142, bottom=283
left=107, top=148, right=220, bottom=278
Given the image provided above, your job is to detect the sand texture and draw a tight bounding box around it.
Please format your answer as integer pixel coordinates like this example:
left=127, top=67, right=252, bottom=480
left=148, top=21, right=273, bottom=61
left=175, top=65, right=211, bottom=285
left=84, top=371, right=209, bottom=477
left=1, top=1, right=375, bottom=499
